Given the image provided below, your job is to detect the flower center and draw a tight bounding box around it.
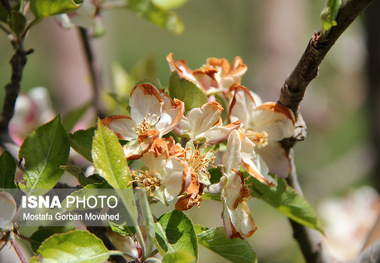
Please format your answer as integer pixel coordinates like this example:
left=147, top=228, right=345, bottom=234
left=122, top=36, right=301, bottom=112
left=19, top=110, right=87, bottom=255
left=246, top=130, right=268, bottom=148
left=132, top=114, right=159, bottom=136
left=184, top=144, right=216, bottom=174
left=132, top=170, right=161, bottom=195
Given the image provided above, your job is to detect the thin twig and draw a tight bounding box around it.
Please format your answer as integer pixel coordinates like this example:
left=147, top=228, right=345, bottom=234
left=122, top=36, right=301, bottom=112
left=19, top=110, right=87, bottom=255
left=0, top=41, right=28, bottom=146
left=278, top=0, right=375, bottom=147
left=9, top=232, right=28, bottom=263
left=78, top=27, right=105, bottom=118
left=277, top=0, right=376, bottom=262
left=0, top=23, right=11, bottom=35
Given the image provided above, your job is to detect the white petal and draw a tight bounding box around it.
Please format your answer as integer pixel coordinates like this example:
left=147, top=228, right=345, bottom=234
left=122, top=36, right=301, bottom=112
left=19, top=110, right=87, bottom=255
left=162, top=157, right=186, bottom=201
left=229, top=88, right=256, bottom=129
left=130, top=84, right=163, bottom=124
left=252, top=103, right=295, bottom=141
left=256, top=142, right=290, bottom=178
left=101, top=115, right=137, bottom=140
left=197, top=121, right=240, bottom=145
left=223, top=130, right=241, bottom=173
left=187, top=102, right=222, bottom=136
left=142, top=151, right=166, bottom=174
left=156, top=99, right=184, bottom=137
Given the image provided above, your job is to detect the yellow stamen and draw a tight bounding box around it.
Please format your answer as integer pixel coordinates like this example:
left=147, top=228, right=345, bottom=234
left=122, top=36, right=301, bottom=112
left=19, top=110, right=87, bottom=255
left=246, top=130, right=268, bottom=148
left=132, top=170, right=161, bottom=196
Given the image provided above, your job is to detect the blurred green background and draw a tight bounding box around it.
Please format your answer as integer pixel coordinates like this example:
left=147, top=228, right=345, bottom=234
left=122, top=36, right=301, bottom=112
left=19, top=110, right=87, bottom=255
left=0, top=1, right=378, bottom=262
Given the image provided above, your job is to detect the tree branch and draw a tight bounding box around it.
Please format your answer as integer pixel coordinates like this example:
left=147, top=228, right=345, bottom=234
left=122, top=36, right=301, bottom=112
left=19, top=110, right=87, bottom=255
left=277, top=0, right=376, bottom=262
left=278, top=0, right=375, bottom=139
left=78, top=28, right=105, bottom=118
left=0, top=41, right=31, bottom=146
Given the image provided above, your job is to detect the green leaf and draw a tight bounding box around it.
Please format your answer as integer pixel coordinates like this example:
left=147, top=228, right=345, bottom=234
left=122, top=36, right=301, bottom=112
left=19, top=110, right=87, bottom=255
left=92, top=120, right=138, bottom=224
left=196, top=226, right=257, bottom=263
left=9, top=11, right=26, bottom=34
left=0, top=151, right=17, bottom=189
left=162, top=250, right=196, bottom=263
left=154, top=221, right=175, bottom=256
left=320, top=0, right=342, bottom=33
left=62, top=103, right=91, bottom=132
left=247, top=175, right=324, bottom=233
left=19, top=116, right=70, bottom=195
left=30, top=0, right=83, bottom=19
left=29, top=230, right=121, bottom=263
left=30, top=227, right=75, bottom=253
left=158, top=210, right=198, bottom=260
left=127, top=0, right=184, bottom=34
left=152, top=0, right=188, bottom=9
left=169, top=71, right=208, bottom=112
left=69, top=127, right=96, bottom=162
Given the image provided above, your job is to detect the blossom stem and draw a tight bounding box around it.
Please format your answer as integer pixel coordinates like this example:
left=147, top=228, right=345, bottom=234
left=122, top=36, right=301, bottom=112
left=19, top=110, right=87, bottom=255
left=10, top=232, right=28, bottom=263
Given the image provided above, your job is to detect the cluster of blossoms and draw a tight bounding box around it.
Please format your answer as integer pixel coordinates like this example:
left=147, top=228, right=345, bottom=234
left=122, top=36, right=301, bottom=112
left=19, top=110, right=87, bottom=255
left=102, top=54, right=295, bottom=239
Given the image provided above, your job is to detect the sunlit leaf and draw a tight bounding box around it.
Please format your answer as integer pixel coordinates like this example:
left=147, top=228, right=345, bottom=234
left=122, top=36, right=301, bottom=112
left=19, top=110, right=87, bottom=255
left=29, top=227, right=75, bottom=253
left=29, top=230, right=122, bottom=263
left=162, top=250, right=196, bottom=263
left=69, top=127, right=96, bottom=162
left=154, top=221, right=174, bottom=256
left=320, top=0, right=342, bottom=33
left=127, top=0, right=184, bottom=34
left=158, top=211, right=198, bottom=260
left=92, top=120, right=138, bottom=224
left=169, top=71, right=208, bottom=112
left=30, top=0, right=83, bottom=18
left=19, top=116, right=70, bottom=196
left=0, top=151, right=17, bottom=189
left=247, top=175, right=324, bottom=233
left=196, top=226, right=257, bottom=263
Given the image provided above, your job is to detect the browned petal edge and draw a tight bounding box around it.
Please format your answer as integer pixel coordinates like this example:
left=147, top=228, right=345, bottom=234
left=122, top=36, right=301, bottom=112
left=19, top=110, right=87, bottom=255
left=166, top=53, right=194, bottom=80
left=131, top=83, right=164, bottom=104
left=175, top=169, right=204, bottom=211
left=257, top=102, right=296, bottom=125
left=232, top=170, right=251, bottom=210
left=149, top=137, right=169, bottom=158
left=193, top=66, right=218, bottom=79
left=170, top=99, right=185, bottom=128
left=203, top=101, right=224, bottom=127
left=207, top=57, right=230, bottom=75
left=229, top=56, right=248, bottom=78
left=224, top=120, right=241, bottom=129
left=228, top=206, right=257, bottom=239
left=228, top=85, right=256, bottom=120
left=100, top=115, right=132, bottom=139
left=241, top=159, right=277, bottom=187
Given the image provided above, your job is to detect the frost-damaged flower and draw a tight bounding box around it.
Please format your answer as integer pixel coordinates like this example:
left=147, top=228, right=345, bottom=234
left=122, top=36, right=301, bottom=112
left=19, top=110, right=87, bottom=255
left=167, top=53, right=247, bottom=96
left=102, top=83, right=184, bottom=159
left=229, top=86, right=295, bottom=182
left=171, top=141, right=216, bottom=211
left=132, top=138, right=191, bottom=204
left=221, top=130, right=256, bottom=239
left=176, top=101, right=240, bottom=144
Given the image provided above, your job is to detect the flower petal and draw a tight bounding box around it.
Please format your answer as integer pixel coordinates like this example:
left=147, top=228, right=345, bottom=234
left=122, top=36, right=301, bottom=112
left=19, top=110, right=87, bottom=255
left=101, top=115, right=137, bottom=140
left=156, top=98, right=184, bottom=137
left=187, top=102, right=223, bottom=137
left=129, top=83, right=163, bottom=124
left=256, top=142, right=290, bottom=178
left=252, top=103, right=295, bottom=141
left=229, top=86, right=257, bottom=128
left=163, top=157, right=190, bottom=201
left=223, top=130, right=242, bottom=173
left=222, top=200, right=256, bottom=239
left=198, top=121, right=240, bottom=144
left=167, top=53, right=197, bottom=83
